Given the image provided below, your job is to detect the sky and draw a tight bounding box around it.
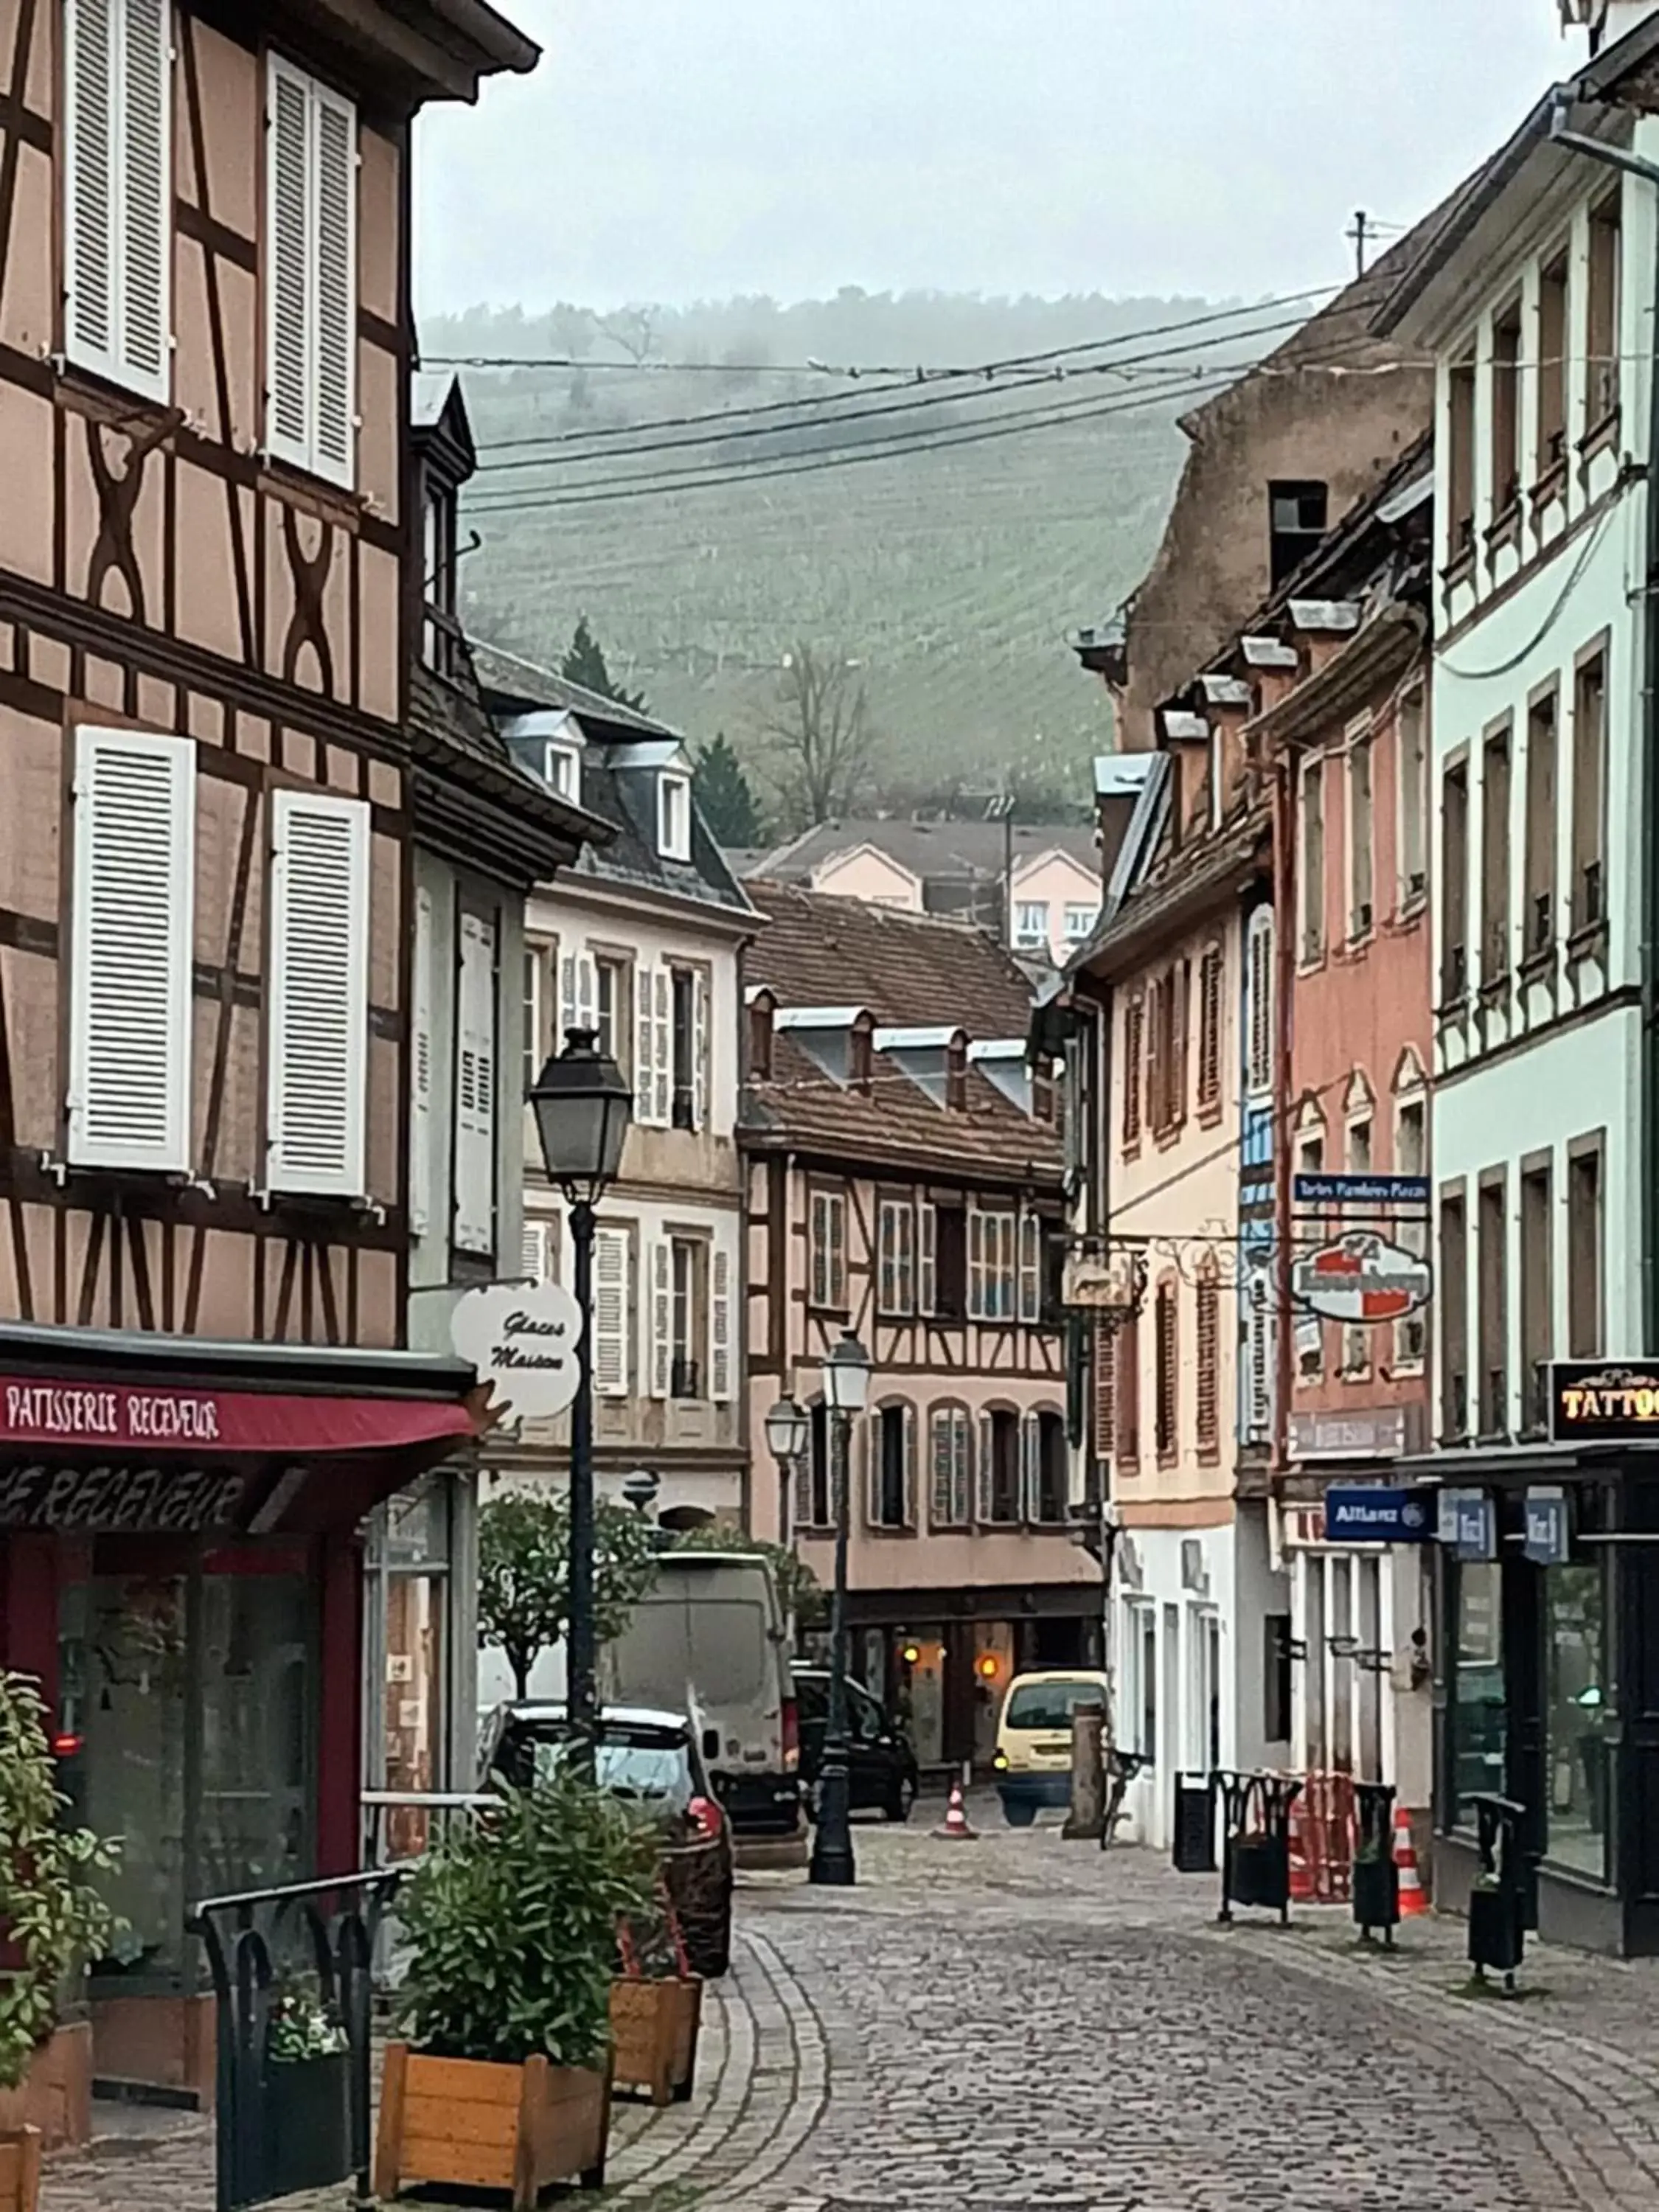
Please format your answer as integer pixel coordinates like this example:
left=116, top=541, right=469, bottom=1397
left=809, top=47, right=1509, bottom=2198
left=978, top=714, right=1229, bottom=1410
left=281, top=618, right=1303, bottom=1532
left=415, top=0, right=1577, bottom=316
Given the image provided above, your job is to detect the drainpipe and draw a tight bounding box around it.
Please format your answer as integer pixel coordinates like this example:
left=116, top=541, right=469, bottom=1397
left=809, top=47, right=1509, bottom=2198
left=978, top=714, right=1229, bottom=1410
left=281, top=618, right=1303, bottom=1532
left=1271, top=751, right=1296, bottom=1474
left=1548, top=99, right=1659, bottom=1354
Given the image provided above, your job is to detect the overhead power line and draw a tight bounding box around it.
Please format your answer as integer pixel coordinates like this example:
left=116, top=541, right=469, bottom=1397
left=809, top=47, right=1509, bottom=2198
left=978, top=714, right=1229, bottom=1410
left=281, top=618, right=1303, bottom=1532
left=447, top=283, right=1348, bottom=447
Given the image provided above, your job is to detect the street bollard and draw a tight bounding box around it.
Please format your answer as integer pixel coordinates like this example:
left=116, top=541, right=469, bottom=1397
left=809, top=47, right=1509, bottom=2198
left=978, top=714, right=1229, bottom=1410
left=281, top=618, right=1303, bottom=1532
left=1351, top=1781, right=1399, bottom=1947
left=1214, top=1770, right=1302, bottom=1926
left=1062, top=1699, right=1105, bottom=1840
left=1467, top=1791, right=1528, bottom=1993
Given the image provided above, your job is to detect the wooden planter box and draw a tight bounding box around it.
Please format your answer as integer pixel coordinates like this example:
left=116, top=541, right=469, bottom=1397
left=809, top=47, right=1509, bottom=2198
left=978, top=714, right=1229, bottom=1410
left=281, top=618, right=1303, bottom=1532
left=0, top=2130, right=41, bottom=2212
left=609, top=1976, right=703, bottom=2107
left=374, top=2042, right=611, bottom=2208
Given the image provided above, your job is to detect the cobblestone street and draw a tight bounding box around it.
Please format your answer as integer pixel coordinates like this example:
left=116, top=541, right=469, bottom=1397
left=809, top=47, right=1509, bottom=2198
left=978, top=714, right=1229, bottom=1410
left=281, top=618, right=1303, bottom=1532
left=43, top=1798, right=1659, bottom=2211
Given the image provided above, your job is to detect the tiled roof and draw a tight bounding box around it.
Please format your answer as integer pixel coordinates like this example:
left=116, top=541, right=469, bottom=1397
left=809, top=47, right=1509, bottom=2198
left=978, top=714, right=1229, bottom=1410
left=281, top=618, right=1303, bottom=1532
left=406, top=658, right=602, bottom=873
left=470, top=639, right=678, bottom=740
left=745, top=882, right=1037, bottom=1037
left=754, top=814, right=1099, bottom=884
left=1078, top=810, right=1270, bottom=978
left=748, top=1033, right=1062, bottom=1185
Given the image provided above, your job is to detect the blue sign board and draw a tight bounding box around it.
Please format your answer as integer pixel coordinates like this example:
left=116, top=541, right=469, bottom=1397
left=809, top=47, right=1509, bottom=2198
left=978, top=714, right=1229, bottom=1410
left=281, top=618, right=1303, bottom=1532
left=1324, top=1486, right=1435, bottom=1543
left=1523, top=1486, right=1571, bottom=1567
left=1438, top=1487, right=1497, bottom=1562
left=1293, top=1173, right=1432, bottom=1208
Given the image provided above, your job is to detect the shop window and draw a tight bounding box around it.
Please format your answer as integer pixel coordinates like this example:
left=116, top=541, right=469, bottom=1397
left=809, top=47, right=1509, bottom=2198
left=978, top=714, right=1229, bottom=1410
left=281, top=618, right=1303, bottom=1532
left=1523, top=689, right=1558, bottom=961
left=1481, top=725, right=1512, bottom=988
left=1572, top=650, right=1607, bottom=934
left=368, top=1479, right=453, bottom=1861
left=1450, top=1559, right=1505, bottom=1829
left=1543, top=1557, right=1609, bottom=1880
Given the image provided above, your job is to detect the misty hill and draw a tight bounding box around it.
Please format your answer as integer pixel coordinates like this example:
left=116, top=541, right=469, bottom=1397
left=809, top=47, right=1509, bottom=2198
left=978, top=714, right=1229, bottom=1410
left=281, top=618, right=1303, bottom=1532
left=428, top=291, right=1270, bottom=815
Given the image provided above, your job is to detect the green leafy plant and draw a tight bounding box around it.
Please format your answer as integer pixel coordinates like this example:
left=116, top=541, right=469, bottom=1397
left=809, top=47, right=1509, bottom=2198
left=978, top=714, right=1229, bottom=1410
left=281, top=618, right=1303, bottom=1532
left=267, top=1988, right=348, bottom=2065
left=397, top=1770, right=657, bottom=2069
left=479, top=1492, right=661, bottom=1698
left=670, top=1526, right=825, bottom=1630
left=0, top=1672, right=122, bottom=2093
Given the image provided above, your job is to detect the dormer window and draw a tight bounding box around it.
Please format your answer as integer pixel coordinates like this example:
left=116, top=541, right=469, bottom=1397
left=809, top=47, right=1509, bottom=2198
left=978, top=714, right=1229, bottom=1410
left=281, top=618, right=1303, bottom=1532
left=543, top=742, right=581, bottom=801
left=658, top=772, right=692, bottom=863
left=422, top=483, right=459, bottom=676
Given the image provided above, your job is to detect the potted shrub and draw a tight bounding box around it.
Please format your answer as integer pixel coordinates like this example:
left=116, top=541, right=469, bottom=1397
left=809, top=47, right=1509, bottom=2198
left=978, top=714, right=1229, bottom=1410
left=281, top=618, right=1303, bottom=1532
left=375, top=1766, right=656, bottom=2208
left=262, top=1987, right=350, bottom=2199
left=608, top=1891, right=703, bottom=2108
left=0, top=1672, right=120, bottom=2208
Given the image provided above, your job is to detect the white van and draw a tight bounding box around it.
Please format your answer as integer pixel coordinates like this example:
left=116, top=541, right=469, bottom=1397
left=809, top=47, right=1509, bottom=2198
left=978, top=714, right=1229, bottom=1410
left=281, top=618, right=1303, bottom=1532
left=602, top=1551, right=804, bottom=1862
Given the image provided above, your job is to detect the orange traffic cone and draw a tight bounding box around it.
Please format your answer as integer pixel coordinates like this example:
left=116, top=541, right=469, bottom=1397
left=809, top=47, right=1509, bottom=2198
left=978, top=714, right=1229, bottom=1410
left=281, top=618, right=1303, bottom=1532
left=934, top=1774, right=978, bottom=1841
left=1287, top=1797, right=1315, bottom=1904
left=1394, top=1806, right=1429, bottom=1916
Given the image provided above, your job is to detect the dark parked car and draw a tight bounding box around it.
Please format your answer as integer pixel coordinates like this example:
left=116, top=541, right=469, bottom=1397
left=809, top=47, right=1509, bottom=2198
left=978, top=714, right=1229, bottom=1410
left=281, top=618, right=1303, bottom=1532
left=793, top=1669, right=919, bottom=1823
left=479, top=1702, right=735, bottom=1978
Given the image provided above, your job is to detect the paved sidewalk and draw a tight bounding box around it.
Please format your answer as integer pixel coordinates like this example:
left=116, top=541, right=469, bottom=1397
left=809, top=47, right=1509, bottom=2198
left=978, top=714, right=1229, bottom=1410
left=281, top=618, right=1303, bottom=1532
left=38, top=1798, right=1659, bottom=2209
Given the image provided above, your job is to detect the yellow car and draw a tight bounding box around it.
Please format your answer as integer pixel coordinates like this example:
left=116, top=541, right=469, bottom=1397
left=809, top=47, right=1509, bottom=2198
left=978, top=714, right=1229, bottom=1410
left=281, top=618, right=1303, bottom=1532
left=992, top=1669, right=1111, bottom=1826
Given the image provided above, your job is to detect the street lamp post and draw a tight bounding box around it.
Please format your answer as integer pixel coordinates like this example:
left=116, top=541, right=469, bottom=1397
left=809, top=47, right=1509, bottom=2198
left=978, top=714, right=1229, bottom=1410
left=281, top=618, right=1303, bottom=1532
left=527, top=1027, right=632, bottom=1743
left=764, top=1395, right=810, bottom=1553
left=810, top=1332, right=870, bottom=1888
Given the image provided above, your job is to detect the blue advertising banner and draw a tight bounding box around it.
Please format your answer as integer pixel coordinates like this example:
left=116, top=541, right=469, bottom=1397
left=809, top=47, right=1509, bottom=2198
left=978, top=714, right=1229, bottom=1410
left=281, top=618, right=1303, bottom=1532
left=1324, top=1486, right=1435, bottom=1543
left=1293, top=1173, right=1432, bottom=1208
left=1523, top=1486, right=1571, bottom=1567
left=1437, top=1488, right=1497, bottom=1562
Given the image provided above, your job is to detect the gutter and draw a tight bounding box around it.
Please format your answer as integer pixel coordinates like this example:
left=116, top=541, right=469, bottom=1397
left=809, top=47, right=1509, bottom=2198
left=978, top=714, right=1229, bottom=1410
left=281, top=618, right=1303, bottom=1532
left=1545, top=101, right=1659, bottom=1361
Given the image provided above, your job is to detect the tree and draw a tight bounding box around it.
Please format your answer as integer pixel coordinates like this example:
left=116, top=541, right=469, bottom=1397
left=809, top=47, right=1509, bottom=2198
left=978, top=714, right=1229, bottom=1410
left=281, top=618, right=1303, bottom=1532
left=761, top=643, right=877, bottom=829
left=561, top=616, right=650, bottom=714
left=478, top=1492, right=661, bottom=1699
left=693, top=734, right=762, bottom=847
left=671, top=1525, right=827, bottom=1632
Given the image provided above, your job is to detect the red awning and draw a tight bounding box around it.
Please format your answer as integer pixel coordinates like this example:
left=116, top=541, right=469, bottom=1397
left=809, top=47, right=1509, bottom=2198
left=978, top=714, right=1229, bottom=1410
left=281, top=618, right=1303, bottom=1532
left=0, top=1380, right=475, bottom=1458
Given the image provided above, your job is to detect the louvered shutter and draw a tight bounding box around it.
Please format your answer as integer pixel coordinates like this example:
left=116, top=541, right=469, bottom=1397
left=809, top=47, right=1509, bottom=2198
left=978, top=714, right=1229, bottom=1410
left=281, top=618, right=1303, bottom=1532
left=967, top=1209, right=984, bottom=1318
left=864, top=1410, right=883, bottom=1527
left=1145, top=977, right=1164, bottom=1135
left=952, top=1411, right=973, bottom=1525
left=594, top=1228, right=630, bottom=1397
left=265, top=57, right=310, bottom=472
left=648, top=1239, right=671, bottom=1397
left=1020, top=1413, right=1040, bottom=1523
left=409, top=885, right=434, bottom=1234
left=692, top=971, right=709, bottom=1130
left=975, top=1412, right=994, bottom=1523
left=68, top=728, right=195, bottom=1173
left=1248, top=911, right=1275, bottom=1096
left=451, top=911, right=497, bottom=1251
left=653, top=970, right=672, bottom=1124
left=1172, top=960, right=1190, bottom=1127
left=1195, top=1276, right=1220, bottom=1452
left=1122, top=995, right=1144, bottom=1145
left=919, top=1200, right=936, bottom=1315
left=1199, top=946, right=1223, bottom=1110
left=830, top=1192, right=845, bottom=1306
left=634, top=966, right=657, bottom=1121
left=559, top=953, right=578, bottom=1046
left=709, top=1245, right=732, bottom=1401
left=929, top=1412, right=953, bottom=1528
left=902, top=1403, right=918, bottom=1528
left=1093, top=1318, right=1116, bottom=1458
left=830, top=1414, right=849, bottom=1526
left=311, top=81, right=356, bottom=487
left=794, top=1437, right=815, bottom=1531
left=521, top=1219, right=546, bottom=1284
left=63, top=0, right=171, bottom=401
left=266, top=790, right=369, bottom=1197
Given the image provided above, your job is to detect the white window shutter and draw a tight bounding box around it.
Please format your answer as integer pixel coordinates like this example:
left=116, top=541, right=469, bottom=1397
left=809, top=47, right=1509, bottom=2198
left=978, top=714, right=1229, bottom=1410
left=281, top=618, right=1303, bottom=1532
left=692, top=971, right=709, bottom=1130
left=577, top=954, right=597, bottom=1034
left=266, top=790, right=369, bottom=1197
left=709, top=1245, right=732, bottom=1401
left=653, top=970, right=672, bottom=1125
left=521, top=1219, right=546, bottom=1283
left=634, top=966, right=656, bottom=1121
left=649, top=1239, right=671, bottom=1397
left=903, top=1404, right=918, bottom=1528
left=594, top=1228, right=630, bottom=1398
left=310, top=80, right=357, bottom=488
left=930, top=1413, right=953, bottom=1528
left=919, top=1200, right=936, bottom=1317
left=794, top=1439, right=815, bottom=1531
left=560, top=953, right=578, bottom=1046
left=952, top=1411, right=973, bottom=1526
left=1020, top=1413, right=1040, bottom=1523
left=451, top=911, right=496, bottom=1253
left=1019, top=1214, right=1041, bottom=1321
left=68, top=728, right=195, bottom=1172
left=968, top=1211, right=984, bottom=1319
left=408, top=884, right=434, bottom=1235
left=975, top=1412, right=994, bottom=1523
left=265, top=56, right=311, bottom=473
left=64, top=0, right=119, bottom=382
left=864, top=1410, right=882, bottom=1528
left=118, top=0, right=170, bottom=399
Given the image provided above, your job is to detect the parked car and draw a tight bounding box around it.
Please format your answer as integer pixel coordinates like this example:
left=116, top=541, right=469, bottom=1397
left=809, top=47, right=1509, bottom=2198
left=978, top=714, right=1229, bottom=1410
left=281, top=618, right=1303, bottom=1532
left=479, top=1701, right=735, bottom=1978
left=792, top=1669, right=919, bottom=1823
left=992, top=1669, right=1111, bottom=1826
left=602, top=1551, right=805, bottom=1865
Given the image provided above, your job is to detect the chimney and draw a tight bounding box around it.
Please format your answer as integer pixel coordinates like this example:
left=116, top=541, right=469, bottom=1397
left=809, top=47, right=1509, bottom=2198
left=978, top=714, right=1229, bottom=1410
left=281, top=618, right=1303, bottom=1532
left=746, top=988, right=775, bottom=1082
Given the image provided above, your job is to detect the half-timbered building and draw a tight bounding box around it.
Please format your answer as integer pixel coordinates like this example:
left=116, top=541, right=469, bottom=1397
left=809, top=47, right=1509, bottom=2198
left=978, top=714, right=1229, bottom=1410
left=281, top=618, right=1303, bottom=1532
left=0, top=0, right=549, bottom=2119
left=741, top=883, right=1096, bottom=1776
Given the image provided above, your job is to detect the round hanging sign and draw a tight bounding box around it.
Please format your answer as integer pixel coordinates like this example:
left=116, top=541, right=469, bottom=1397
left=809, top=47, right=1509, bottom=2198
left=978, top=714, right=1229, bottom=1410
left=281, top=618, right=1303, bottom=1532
left=450, top=1281, right=583, bottom=1423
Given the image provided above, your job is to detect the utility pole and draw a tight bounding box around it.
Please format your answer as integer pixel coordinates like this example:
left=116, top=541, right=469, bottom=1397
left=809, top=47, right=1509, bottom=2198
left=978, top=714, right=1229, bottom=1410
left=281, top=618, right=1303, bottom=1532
left=1346, top=210, right=1371, bottom=279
